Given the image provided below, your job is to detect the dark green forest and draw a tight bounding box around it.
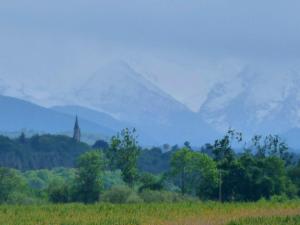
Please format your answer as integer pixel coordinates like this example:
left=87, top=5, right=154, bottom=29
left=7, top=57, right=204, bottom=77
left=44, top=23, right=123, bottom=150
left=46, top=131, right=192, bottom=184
left=0, top=129, right=300, bottom=204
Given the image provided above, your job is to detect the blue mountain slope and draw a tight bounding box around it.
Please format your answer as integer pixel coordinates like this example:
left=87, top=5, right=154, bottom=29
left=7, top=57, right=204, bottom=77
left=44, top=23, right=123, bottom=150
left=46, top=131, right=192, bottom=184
left=51, top=105, right=127, bottom=132
left=0, top=95, right=114, bottom=138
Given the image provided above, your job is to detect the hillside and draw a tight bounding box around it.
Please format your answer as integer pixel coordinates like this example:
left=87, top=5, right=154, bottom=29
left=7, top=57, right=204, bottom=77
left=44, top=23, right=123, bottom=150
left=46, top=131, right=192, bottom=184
left=0, top=134, right=90, bottom=170
left=0, top=95, right=114, bottom=139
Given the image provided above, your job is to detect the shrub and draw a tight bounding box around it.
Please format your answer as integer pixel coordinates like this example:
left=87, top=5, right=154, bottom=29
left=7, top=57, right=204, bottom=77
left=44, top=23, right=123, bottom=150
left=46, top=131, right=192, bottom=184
left=270, top=194, right=289, bottom=203
left=47, top=180, right=71, bottom=203
left=6, top=192, right=41, bottom=205
left=126, top=192, right=144, bottom=204
left=101, top=186, right=133, bottom=204
left=0, top=168, right=27, bottom=203
left=139, top=190, right=184, bottom=203
left=102, top=170, right=126, bottom=190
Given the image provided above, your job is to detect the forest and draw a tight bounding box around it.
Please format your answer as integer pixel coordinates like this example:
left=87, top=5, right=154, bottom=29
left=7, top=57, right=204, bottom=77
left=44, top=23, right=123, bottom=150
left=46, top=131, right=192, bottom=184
left=0, top=128, right=300, bottom=205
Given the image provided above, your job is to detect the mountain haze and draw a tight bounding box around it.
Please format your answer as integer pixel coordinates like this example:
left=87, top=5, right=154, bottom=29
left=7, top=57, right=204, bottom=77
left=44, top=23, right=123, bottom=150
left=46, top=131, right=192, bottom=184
left=0, top=95, right=113, bottom=139
left=73, top=61, right=218, bottom=144
left=199, top=68, right=300, bottom=138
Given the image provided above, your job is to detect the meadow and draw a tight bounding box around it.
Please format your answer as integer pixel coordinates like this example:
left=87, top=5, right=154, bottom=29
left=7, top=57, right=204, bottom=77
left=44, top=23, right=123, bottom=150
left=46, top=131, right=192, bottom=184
left=0, top=201, right=299, bottom=225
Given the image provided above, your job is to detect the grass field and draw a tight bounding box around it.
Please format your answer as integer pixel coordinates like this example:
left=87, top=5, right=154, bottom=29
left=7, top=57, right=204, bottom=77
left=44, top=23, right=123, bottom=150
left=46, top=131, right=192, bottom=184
left=228, top=216, right=300, bottom=225
left=0, top=201, right=299, bottom=225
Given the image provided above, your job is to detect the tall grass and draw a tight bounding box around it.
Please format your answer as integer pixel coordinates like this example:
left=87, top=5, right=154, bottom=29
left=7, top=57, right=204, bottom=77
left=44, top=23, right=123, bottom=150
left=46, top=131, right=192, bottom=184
left=228, top=216, right=300, bottom=225
left=0, top=201, right=299, bottom=225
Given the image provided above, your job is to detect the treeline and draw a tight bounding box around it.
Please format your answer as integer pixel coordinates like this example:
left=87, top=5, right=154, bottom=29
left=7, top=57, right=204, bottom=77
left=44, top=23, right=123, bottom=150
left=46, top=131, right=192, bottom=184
left=0, top=129, right=300, bottom=204
left=0, top=133, right=171, bottom=173
left=0, top=134, right=90, bottom=169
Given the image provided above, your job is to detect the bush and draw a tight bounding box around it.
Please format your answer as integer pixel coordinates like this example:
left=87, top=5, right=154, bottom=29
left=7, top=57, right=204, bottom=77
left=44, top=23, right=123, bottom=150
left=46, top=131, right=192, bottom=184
left=139, top=190, right=184, bottom=203
left=101, top=186, right=133, bottom=204
left=102, top=170, right=126, bottom=190
left=47, top=180, right=71, bottom=203
left=270, top=194, right=289, bottom=203
left=126, top=192, right=144, bottom=204
left=0, top=168, right=27, bottom=203
left=6, top=192, right=41, bottom=205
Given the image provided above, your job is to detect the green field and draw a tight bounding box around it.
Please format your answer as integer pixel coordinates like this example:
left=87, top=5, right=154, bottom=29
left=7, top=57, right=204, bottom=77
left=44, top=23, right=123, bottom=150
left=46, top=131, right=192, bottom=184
left=0, top=201, right=299, bottom=225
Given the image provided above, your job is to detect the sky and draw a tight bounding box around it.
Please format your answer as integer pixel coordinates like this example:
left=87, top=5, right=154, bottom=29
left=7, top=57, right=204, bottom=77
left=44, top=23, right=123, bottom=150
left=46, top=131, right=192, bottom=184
left=0, top=0, right=300, bottom=111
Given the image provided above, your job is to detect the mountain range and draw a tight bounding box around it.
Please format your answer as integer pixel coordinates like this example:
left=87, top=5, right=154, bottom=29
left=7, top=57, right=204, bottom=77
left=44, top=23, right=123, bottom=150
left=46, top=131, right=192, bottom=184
left=0, top=61, right=300, bottom=149
left=0, top=62, right=218, bottom=145
left=0, top=95, right=114, bottom=142
left=199, top=67, right=300, bottom=149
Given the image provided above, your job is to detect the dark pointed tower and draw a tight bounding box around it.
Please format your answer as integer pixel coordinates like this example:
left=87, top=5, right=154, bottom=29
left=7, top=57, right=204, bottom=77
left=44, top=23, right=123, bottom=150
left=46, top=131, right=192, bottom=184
left=73, top=116, right=81, bottom=142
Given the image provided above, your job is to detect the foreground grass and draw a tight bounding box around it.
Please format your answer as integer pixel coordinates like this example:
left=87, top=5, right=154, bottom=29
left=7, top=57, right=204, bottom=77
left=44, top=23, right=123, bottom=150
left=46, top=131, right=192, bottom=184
left=228, top=215, right=300, bottom=225
left=0, top=201, right=299, bottom=225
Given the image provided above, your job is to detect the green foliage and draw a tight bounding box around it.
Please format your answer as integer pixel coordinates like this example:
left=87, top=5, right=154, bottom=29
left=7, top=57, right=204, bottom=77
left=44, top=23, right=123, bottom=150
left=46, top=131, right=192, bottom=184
left=126, top=192, right=144, bottom=204
left=270, top=194, right=289, bottom=203
left=108, top=128, right=141, bottom=186
left=0, top=135, right=90, bottom=170
left=228, top=216, right=300, bottom=225
left=102, top=170, right=126, bottom=190
left=139, top=190, right=185, bottom=203
left=170, top=147, right=192, bottom=195
left=213, top=130, right=241, bottom=164
left=288, top=163, right=300, bottom=196
left=101, top=185, right=133, bottom=204
left=47, top=179, right=71, bottom=203
left=170, top=147, right=218, bottom=198
left=0, top=168, right=27, bottom=203
left=138, top=147, right=172, bottom=174
left=138, top=172, right=164, bottom=192
left=74, top=150, right=105, bottom=203
left=251, top=135, right=292, bottom=164
left=0, top=129, right=300, bottom=205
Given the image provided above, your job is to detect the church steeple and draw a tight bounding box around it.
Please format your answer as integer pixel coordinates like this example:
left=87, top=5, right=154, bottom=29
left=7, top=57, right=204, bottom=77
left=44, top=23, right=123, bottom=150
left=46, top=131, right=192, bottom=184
left=73, top=116, right=81, bottom=142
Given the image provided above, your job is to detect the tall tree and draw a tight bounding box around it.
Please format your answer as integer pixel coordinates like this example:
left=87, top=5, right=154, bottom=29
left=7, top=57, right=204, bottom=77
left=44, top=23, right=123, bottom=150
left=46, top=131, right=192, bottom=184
left=108, top=128, right=141, bottom=187
left=75, top=150, right=104, bottom=203
left=170, top=147, right=218, bottom=198
left=0, top=168, right=25, bottom=203
left=170, top=147, right=191, bottom=195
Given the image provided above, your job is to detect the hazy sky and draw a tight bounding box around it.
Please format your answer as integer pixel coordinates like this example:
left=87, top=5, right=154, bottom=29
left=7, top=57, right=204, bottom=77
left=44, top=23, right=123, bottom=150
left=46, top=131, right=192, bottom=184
left=1, top=0, right=300, bottom=111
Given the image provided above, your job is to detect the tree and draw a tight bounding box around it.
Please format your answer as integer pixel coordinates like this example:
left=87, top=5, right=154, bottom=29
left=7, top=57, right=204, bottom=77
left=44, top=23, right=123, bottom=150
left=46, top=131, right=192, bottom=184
left=48, top=179, right=70, bottom=203
left=188, top=152, right=219, bottom=199
left=108, top=128, right=141, bottom=187
left=93, top=140, right=109, bottom=150
left=75, top=150, right=104, bottom=203
left=213, top=129, right=242, bottom=164
left=0, top=168, right=25, bottom=203
left=139, top=172, right=164, bottom=192
left=170, top=147, right=191, bottom=195
left=288, top=162, right=300, bottom=196
left=212, top=130, right=242, bottom=201
left=251, top=135, right=292, bottom=164
left=184, top=141, right=192, bottom=150
left=18, top=132, right=26, bottom=144
left=170, top=147, right=218, bottom=198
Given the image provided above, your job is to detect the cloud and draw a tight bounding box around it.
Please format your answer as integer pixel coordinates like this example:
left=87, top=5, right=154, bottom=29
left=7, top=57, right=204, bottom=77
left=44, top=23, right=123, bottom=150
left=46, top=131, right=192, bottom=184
left=0, top=0, right=300, bottom=110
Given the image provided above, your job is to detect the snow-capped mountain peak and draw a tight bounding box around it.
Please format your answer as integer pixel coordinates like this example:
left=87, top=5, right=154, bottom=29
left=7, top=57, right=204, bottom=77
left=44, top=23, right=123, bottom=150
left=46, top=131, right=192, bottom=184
left=199, top=67, right=300, bottom=136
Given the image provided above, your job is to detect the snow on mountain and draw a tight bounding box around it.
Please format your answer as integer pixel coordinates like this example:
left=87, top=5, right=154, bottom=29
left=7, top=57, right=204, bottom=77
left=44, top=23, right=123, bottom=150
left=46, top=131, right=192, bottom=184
left=0, top=61, right=218, bottom=145
left=199, top=67, right=300, bottom=137
left=71, top=61, right=218, bottom=145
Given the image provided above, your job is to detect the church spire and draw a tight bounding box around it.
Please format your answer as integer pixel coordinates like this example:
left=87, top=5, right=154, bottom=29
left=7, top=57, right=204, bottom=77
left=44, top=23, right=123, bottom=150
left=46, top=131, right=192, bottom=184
left=73, top=116, right=81, bottom=142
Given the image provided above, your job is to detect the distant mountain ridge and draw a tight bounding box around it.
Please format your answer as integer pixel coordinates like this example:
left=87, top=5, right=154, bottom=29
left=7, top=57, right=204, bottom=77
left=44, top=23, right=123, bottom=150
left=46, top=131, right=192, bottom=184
left=0, top=95, right=113, bottom=140
left=71, top=61, right=218, bottom=145
left=199, top=69, right=300, bottom=136
left=2, top=61, right=300, bottom=148
left=0, top=61, right=219, bottom=145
